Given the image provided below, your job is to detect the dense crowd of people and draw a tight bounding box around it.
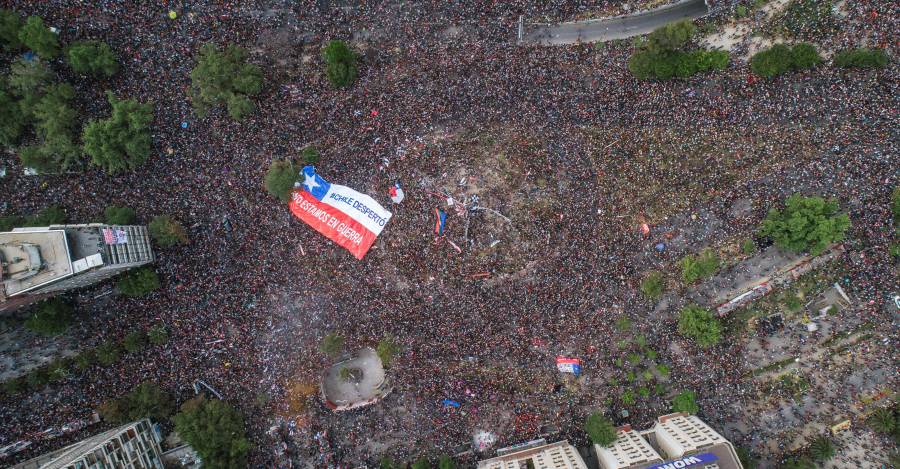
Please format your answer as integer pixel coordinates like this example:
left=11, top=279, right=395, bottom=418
left=0, top=0, right=897, bottom=467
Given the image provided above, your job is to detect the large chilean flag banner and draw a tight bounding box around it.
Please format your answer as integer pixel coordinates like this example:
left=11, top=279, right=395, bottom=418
left=288, top=166, right=392, bottom=260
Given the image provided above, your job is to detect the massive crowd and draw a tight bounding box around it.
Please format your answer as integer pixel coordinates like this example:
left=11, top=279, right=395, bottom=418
left=0, top=0, right=897, bottom=467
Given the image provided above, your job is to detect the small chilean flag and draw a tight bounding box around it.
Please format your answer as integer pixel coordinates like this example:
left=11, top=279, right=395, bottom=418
left=288, top=166, right=392, bottom=260
left=556, top=356, right=582, bottom=376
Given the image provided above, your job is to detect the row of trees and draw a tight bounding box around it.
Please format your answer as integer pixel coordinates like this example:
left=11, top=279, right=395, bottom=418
left=1, top=323, right=169, bottom=396
left=628, top=20, right=729, bottom=81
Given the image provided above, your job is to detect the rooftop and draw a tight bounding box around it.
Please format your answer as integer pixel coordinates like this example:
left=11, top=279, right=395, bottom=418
left=478, top=440, right=589, bottom=469
left=0, top=229, right=72, bottom=299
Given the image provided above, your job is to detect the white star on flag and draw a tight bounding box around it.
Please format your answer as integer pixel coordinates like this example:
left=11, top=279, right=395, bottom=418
left=303, top=172, right=320, bottom=191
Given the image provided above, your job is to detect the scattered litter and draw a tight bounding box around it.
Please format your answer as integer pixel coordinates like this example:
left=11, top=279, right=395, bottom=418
left=655, top=243, right=666, bottom=252
left=489, top=240, right=501, bottom=248
left=441, top=399, right=461, bottom=408
left=168, top=10, right=178, bottom=19
left=447, top=239, right=462, bottom=253
left=181, top=121, right=189, bottom=129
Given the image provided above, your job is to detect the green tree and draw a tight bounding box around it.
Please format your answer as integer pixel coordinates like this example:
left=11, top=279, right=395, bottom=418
left=380, top=457, right=402, bottom=469
left=681, top=249, right=720, bottom=284
left=122, top=330, right=148, bottom=353
left=264, top=159, right=299, bottom=202
left=8, top=57, right=52, bottom=116
left=74, top=349, right=96, bottom=370
left=376, top=335, right=401, bottom=367
left=83, top=92, right=153, bottom=174
left=322, top=40, right=358, bottom=88
left=781, top=456, right=814, bottom=469
left=148, top=215, right=188, bottom=247
left=640, top=271, right=664, bottom=300
left=790, top=43, right=821, bottom=70
left=809, top=435, right=835, bottom=461
left=320, top=332, right=345, bottom=358
left=99, top=397, right=127, bottom=423
left=893, top=187, right=900, bottom=223
left=833, top=48, right=889, bottom=69
left=627, top=50, right=657, bottom=80
left=0, top=89, right=25, bottom=146
left=2, top=377, right=25, bottom=395
left=672, top=390, right=700, bottom=414
left=646, top=19, right=696, bottom=53
left=26, top=366, right=50, bottom=389
left=736, top=447, right=758, bottom=469
left=190, top=43, right=262, bottom=120
left=117, top=267, right=161, bottom=297
left=437, top=455, right=456, bottom=469
left=125, top=382, right=174, bottom=421
left=24, top=298, right=72, bottom=336
left=96, top=341, right=122, bottom=366
left=24, top=205, right=66, bottom=226
left=411, top=458, right=430, bottom=469
left=678, top=305, right=722, bottom=347
left=148, top=324, right=170, bottom=345
left=584, top=412, right=617, bottom=446
left=18, top=16, right=59, bottom=58
left=302, top=146, right=320, bottom=165
left=0, top=9, right=22, bottom=49
left=26, top=83, right=81, bottom=173
left=105, top=205, right=136, bottom=225
left=173, top=396, right=251, bottom=469
left=741, top=238, right=757, bottom=255
left=751, top=43, right=794, bottom=78
left=47, top=358, right=70, bottom=382
left=760, top=194, right=851, bottom=255
left=66, top=41, right=118, bottom=77
left=868, top=407, right=896, bottom=434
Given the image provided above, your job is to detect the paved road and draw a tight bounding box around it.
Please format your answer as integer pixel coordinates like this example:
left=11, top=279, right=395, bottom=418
left=522, top=0, right=709, bottom=45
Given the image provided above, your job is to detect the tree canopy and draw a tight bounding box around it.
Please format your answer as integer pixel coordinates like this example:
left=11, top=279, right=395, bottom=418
left=750, top=43, right=821, bottom=79
left=672, top=390, right=700, bottom=414
left=640, top=271, right=664, bottom=300
left=677, top=305, right=722, bottom=347
left=646, top=19, right=696, bottom=53
left=320, top=332, right=345, bottom=358
left=0, top=89, right=25, bottom=146
left=376, top=335, right=401, bottom=368
left=190, top=43, right=263, bottom=120
left=0, top=9, right=22, bottom=49
left=584, top=412, right=617, bottom=446
left=322, top=40, right=358, bottom=88
left=628, top=20, right=728, bottom=81
left=264, top=159, right=298, bottom=202
left=148, top=215, right=188, bottom=247
left=66, top=40, right=119, bottom=77
left=83, top=91, right=153, bottom=174
left=681, top=249, right=720, bottom=284
left=117, top=267, right=160, bottom=297
left=105, top=205, right=136, bottom=225
left=18, top=16, right=59, bottom=58
left=20, top=83, right=81, bottom=173
left=759, top=194, right=850, bottom=255
left=809, top=435, right=835, bottom=461
left=833, top=48, right=889, bottom=69
left=100, top=382, right=174, bottom=424
left=24, top=298, right=73, bottom=336
left=173, top=396, right=251, bottom=469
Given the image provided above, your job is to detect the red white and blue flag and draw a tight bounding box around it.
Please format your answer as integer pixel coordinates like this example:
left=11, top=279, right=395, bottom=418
left=556, top=356, right=582, bottom=376
left=289, top=166, right=392, bottom=260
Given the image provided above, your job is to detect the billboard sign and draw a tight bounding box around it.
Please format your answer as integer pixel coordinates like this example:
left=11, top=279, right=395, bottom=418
left=646, top=453, right=718, bottom=469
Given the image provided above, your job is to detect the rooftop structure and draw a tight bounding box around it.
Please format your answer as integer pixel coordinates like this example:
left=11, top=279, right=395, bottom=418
left=11, top=419, right=163, bottom=469
left=0, top=224, right=154, bottom=312
left=594, top=413, right=743, bottom=469
left=478, top=440, right=589, bottom=469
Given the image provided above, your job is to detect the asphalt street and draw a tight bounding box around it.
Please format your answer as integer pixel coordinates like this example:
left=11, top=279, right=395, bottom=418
left=523, top=0, right=710, bottom=45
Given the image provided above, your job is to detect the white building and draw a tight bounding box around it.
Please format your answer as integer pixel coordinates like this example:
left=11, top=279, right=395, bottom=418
left=0, top=224, right=154, bottom=313
left=11, top=419, right=164, bottom=469
left=594, top=413, right=743, bottom=469
left=478, top=439, right=588, bottom=469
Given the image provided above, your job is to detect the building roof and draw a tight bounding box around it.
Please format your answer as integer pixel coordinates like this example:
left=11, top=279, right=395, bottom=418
left=595, top=426, right=663, bottom=469
left=0, top=229, right=72, bottom=299
left=478, top=440, right=588, bottom=469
